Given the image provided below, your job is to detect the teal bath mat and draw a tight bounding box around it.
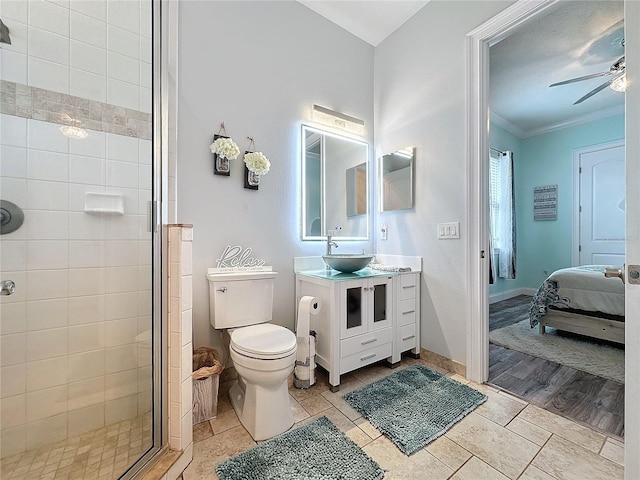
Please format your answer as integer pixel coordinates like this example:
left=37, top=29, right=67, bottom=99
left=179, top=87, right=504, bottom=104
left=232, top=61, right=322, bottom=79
left=344, top=365, right=487, bottom=455
left=216, top=416, right=384, bottom=480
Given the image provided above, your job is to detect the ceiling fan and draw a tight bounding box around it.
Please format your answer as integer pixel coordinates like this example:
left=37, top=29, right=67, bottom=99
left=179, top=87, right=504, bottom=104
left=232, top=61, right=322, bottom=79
left=549, top=55, right=626, bottom=105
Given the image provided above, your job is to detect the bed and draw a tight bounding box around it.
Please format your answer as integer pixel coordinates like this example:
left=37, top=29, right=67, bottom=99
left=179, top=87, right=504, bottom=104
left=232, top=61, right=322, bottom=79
left=529, top=265, right=625, bottom=344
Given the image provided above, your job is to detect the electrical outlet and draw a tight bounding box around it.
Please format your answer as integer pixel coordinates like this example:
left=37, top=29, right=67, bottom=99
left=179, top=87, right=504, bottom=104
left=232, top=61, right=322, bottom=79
left=381, top=225, right=388, bottom=241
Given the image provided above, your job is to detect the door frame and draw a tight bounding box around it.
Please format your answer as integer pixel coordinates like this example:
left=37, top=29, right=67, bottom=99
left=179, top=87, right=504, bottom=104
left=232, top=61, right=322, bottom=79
left=572, top=139, right=625, bottom=266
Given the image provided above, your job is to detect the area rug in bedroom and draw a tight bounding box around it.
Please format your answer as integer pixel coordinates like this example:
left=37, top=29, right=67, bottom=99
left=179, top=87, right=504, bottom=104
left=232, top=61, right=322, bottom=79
left=215, top=416, right=383, bottom=480
left=489, top=319, right=624, bottom=383
left=343, top=365, right=487, bottom=455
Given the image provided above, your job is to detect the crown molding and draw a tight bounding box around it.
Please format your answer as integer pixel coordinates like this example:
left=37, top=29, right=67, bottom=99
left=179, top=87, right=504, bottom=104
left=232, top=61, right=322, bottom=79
left=489, top=110, right=527, bottom=138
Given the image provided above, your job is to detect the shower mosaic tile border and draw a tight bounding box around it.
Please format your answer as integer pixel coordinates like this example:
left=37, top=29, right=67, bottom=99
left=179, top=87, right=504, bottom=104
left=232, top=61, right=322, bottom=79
left=0, top=80, right=152, bottom=140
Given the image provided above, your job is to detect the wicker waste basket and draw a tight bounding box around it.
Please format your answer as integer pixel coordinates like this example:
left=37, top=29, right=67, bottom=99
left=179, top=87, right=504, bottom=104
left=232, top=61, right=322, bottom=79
left=192, top=346, right=224, bottom=424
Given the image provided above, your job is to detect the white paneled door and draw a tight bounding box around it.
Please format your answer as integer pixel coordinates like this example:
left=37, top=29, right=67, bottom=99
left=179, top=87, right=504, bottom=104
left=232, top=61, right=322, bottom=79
left=578, top=141, right=625, bottom=266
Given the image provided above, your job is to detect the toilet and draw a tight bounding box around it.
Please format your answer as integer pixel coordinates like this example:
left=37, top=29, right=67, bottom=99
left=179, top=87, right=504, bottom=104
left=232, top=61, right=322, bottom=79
left=207, top=269, right=297, bottom=440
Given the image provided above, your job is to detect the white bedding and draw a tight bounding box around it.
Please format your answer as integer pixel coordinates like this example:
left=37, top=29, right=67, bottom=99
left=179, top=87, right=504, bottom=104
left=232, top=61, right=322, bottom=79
left=529, top=265, right=625, bottom=327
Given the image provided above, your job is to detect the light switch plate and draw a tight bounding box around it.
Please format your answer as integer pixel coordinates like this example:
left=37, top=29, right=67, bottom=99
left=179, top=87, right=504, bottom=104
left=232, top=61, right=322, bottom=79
left=437, top=222, right=460, bottom=239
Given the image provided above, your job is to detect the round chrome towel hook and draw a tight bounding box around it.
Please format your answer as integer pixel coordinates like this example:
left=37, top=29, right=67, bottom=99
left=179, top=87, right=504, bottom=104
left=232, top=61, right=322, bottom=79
left=0, top=200, right=24, bottom=235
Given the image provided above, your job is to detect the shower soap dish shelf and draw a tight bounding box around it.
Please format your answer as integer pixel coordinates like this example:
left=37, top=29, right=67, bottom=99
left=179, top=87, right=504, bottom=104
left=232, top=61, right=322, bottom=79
left=84, top=192, right=125, bottom=215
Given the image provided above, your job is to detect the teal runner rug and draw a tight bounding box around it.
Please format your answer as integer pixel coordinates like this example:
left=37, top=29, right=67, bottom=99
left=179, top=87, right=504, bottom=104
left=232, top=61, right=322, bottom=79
left=344, top=365, right=487, bottom=455
left=216, top=416, right=384, bottom=480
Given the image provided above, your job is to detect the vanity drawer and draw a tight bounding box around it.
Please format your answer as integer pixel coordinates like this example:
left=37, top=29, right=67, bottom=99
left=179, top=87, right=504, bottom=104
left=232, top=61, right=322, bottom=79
left=340, top=342, right=392, bottom=374
left=399, top=275, right=417, bottom=301
left=399, top=323, right=417, bottom=352
left=340, top=327, right=393, bottom=357
left=398, top=298, right=417, bottom=326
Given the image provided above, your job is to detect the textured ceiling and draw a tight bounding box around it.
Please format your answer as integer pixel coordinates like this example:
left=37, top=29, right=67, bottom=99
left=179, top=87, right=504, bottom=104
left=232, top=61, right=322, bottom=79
left=490, top=1, right=624, bottom=137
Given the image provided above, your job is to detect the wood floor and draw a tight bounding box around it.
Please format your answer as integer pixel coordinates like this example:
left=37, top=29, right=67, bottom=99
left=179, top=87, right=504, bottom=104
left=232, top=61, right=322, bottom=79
left=487, top=295, right=625, bottom=438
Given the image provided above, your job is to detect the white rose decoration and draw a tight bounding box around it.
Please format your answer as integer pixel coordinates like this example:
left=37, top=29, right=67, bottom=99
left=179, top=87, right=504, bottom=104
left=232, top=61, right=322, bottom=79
left=244, top=152, right=271, bottom=175
left=210, top=137, right=240, bottom=160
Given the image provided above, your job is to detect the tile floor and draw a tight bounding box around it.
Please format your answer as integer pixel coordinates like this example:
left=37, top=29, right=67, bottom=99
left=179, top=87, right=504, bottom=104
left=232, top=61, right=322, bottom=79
left=183, top=356, right=624, bottom=480
left=0, top=413, right=152, bottom=480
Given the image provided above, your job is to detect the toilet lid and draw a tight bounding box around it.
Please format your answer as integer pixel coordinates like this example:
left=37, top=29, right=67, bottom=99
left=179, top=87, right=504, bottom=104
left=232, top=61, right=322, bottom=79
left=231, top=324, right=297, bottom=359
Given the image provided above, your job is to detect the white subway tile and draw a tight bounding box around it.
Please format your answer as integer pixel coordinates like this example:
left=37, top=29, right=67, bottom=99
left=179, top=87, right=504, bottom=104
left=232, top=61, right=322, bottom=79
left=107, top=24, right=138, bottom=59
left=69, top=154, right=105, bottom=185
left=27, top=298, right=68, bottom=331
left=70, top=39, right=106, bottom=75
left=0, top=425, right=26, bottom=458
left=25, top=413, right=67, bottom=450
left=138, top=164, right=151, bottom=190
left=28, top=26, right=69, bottom=66
left=138, top=391, right=151, bottom=414
left=28, top=119, right=69, bottom=154
left=26, top=326, right=66, bottom=361
left=27, top=240, right=69, bottom=270
left=0, top=302, right=26, bottom=335
left=1, top=364, right=26, bottom=398
left=0, top=240, right=27, bottom=271
left=105, top=240, right=138, bottom=266
left=138, top=364, right=151, bottom=393
left=105, top=369, right=137, bottom=401
left=140, top=35, right=151, bottom=64
left=181, top=275, right=192, bottom=311
left=105, top=344, right=137, bottom=374
left=107, top=51, right=139, bottom=85
left=70, top=67, right=107, bottom=103
left=1, top=50, right=28, bottom=84
left=1, top=394, right=26, bottom=429
left=105, top=292, right=137, bottom=322
left=69, top=0, right=106, bottom=22
left=139, top=86, right=151, bottom=113
left=1, top=19, right=27, bottom=54
left=138, top=265, right=151, bottom=291
left=69, top=211, right=105, bottom=240
left=138, top=239, right=152, bottom=266
left=70, top=10, right=106, bottom=48
left=28, top=56, right=69, bottom=93
left=68, top=323, right=104, bottom=354
left=68, top=404, right=104, bottom=436
left=26, top=268, right=69, bottom=300
left=181, top=242, right=192, bottom=276
left=68, top=267, right=105, bottom=296
left=105, top=214, right=139, bottom=240
left=105, top=186, right=138, bottom=214
left=0, top=271, right=26, bottom=303
left=29, top=0, right=70, bottom=37
left=1, top=114, right=27, bottom=147
left=69, top=129, right=105, bottom=158
left=181, top=409, right=193, bottom=447
left=180, top=377, right=192, bottom=418
left=107, top=0, right=139, bottom=35
left=27, top=179, right=69, bottom=211
left=68, top=349, right=104, bottom=382
left=27, top=149, right=69, bottom=181
left=139, top=61, right=151, bottom=89
left=138, top=188, right=151, bottom=215
left=68, top=377, right=105, bottom=410
left=68, top=240, right=105, bottom=268
left=68, top=184, right=103, bottom=212
left=68, top=294, right=105, bottom=325
left=26, top=355, right=68, bottom=391
left=106, top=134, right=138, bottom=162
left=181, top=344, right=191, bottom=383
left=27, top=211, right=69, bottom=240
left=1, top=145, right=28, bottom=178
left=26, top=385, right=67, bottom=422
left=106, top=77, right=139, bottom=110
left=138, top=289, right=151, bottom=316
left=105, top=266, right=138, bottom=293
left=1, top=1, right=28, bottom=23
left=104, top=394, right=137, bottom=424
left=182, top=310, right=193, bottom=347
left=1, top=178, right=27, bottom=214
left=1, top=333, right=26, bottom=366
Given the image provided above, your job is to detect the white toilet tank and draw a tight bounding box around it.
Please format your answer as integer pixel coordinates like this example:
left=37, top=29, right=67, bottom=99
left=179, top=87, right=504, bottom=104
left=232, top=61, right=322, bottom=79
left=207, top=269, right=277, bottom=329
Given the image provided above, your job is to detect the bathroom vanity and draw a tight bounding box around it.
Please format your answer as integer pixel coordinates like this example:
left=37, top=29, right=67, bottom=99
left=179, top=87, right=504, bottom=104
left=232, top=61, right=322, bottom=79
left=295, top=255, right=421, bottom=391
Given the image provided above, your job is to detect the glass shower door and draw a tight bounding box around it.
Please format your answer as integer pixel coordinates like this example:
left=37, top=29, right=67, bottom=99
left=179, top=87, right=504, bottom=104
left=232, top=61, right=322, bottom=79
left=0, top=1, right=159, bottom=478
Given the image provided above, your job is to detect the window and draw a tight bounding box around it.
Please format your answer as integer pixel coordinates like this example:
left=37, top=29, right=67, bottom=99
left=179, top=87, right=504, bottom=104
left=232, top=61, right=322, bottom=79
left=489, top=152, right=501, bottom=250
left=489, top=150, right=516, bottom=279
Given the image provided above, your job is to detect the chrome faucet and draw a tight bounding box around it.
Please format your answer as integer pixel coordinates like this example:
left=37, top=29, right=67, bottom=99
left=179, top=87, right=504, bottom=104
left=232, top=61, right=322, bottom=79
left=326, top=230, right=339, bottom=256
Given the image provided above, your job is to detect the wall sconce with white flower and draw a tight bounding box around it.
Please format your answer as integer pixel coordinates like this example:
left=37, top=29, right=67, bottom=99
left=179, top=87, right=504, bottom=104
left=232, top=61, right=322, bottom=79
left=210, top=122, right=240, bottom=176
left=243, top=137, right=271, bottom=190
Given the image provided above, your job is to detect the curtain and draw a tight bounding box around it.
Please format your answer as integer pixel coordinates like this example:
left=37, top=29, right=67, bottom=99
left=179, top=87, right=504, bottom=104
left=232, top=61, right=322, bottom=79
left=497, top=151, right=516, bottom=279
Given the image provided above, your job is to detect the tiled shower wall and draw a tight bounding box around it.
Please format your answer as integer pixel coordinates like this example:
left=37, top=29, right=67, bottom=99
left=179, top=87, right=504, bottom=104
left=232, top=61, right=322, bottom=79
left=0, top=0, right=153, bottom=459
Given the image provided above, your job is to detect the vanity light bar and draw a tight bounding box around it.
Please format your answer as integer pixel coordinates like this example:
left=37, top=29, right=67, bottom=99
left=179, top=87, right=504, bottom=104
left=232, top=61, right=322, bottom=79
left=312, top=104, right=365, bottom=135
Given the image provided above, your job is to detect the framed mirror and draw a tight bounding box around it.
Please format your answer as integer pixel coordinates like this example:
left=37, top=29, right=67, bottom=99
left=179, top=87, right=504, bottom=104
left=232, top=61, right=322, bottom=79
left=302, top=125, right=369, bottom=240
left=379, top=147, right=415, bottom=212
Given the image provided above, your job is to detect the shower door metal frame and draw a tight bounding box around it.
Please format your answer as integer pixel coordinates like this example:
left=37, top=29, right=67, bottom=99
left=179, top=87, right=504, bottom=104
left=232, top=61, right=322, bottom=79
left=120, top=0, right=167, bottom=477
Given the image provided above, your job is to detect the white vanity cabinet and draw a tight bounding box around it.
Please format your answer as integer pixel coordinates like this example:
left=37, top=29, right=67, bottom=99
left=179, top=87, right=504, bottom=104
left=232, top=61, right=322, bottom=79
left=393, top=272, right=421, bottom=362
left=296, top=271, right=395, bottom=390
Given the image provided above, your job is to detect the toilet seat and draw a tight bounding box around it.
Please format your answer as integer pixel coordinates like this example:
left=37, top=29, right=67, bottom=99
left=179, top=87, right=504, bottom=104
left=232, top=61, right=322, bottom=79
left=230, top=324, right=296, bottom=360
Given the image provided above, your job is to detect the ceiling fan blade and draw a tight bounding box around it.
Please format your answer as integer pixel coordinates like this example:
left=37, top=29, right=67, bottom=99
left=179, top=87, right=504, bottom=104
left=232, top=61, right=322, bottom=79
left=573, top=72, right=624, bottom=105
left=549, top=71, right=612, bottom=87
